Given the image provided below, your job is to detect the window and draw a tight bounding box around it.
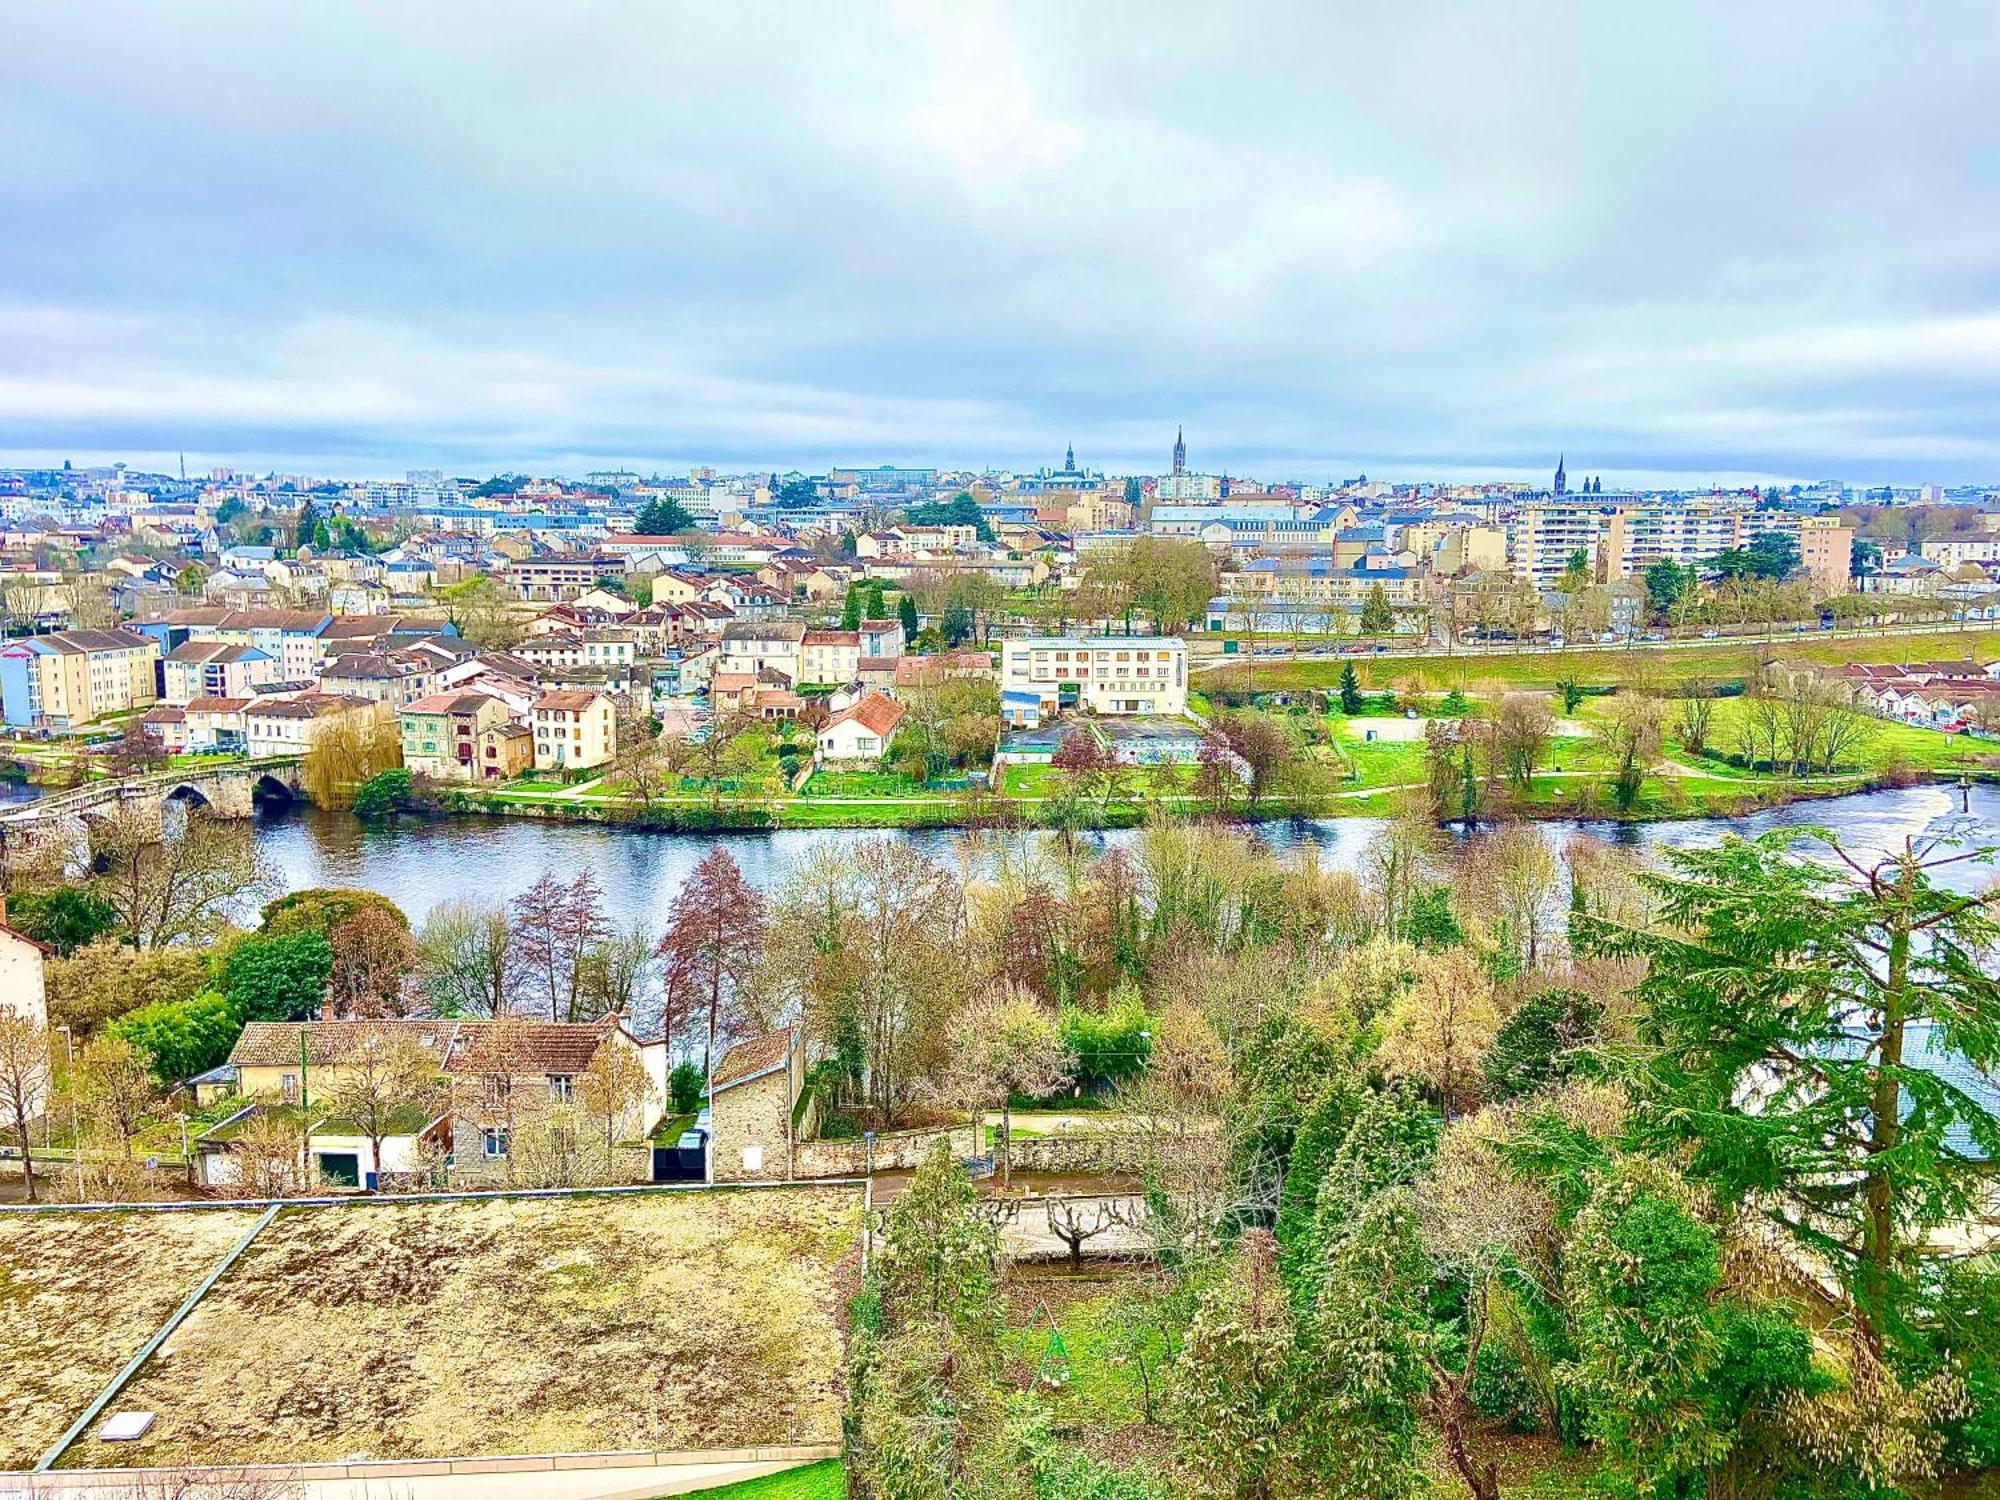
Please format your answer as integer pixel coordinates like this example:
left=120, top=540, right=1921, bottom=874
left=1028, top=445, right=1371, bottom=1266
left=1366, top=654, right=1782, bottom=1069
left=482, top=1127, right=509, bottom=1159
left=741, top=1145, right=765, bottom=1174
left=547, top=1074, right=574, bottom=1101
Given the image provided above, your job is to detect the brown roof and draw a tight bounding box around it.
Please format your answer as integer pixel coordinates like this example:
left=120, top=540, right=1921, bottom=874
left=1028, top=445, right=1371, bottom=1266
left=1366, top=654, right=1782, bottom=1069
left=826, top=691, right=905, bottom=738
left=229, top=1019, right=465, bottom=1070
left=230, top=1017, right=629, bottom=1078
left=185, top=695, right=251, bottom=712
left=535, top=689, right=606, bottom=712
left=444, top=1017, right=626, bottom=1076
left=712, top=1028, right=794, bottom=1093
left=803, top=630, right=861, bottom=646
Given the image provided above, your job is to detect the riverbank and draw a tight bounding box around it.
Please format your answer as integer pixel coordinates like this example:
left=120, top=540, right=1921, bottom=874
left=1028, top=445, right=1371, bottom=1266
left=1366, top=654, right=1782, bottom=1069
left=399, top=759, right=1997, bottom=832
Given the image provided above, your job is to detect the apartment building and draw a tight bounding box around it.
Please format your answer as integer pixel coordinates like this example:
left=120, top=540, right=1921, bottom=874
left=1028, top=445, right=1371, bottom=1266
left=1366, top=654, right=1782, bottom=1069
left=505, top=554, right=622, bottom=603
left=1599, top=501, right=1746, bottom=577
left=718, top=620, right=806, bottom=680
left=999, top=636, right=1188, bottom=717
left=399, top=691, right=527, bottom=781
left=149, top=607, right=333, bottom=681
left=1799, top=516, right=1857, bottom=595
left=163, top=641, right=278, bottom=705
left=531, top=689, right=617, bottom=771
left=0, top=628, right=160, bottom=729
left=511, top=630, right=637, bottom=670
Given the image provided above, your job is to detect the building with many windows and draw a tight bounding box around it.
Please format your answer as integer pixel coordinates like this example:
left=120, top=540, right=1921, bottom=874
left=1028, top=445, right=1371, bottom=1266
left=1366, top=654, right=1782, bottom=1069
left=0, top=627, right=160, bottom=728
left=531, top=689, right=617, bottom=771
left=999, top=636, right=1188, bottom=718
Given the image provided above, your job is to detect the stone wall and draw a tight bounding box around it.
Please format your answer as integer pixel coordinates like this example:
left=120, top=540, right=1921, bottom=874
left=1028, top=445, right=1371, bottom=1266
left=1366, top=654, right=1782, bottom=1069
left=793, top=1124, right=977, bottom=1179
left=1003, top=1133, right=1146, bottom=1176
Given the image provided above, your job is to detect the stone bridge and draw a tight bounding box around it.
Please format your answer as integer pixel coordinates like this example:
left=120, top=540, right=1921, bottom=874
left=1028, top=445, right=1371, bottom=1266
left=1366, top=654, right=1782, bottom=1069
left=0, top=757, right=303, bottom=862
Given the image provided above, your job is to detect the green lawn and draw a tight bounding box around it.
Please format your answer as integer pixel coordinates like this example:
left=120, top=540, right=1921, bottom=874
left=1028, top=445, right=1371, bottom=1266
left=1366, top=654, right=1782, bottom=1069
left=804, top=768, right=927, bottom=797
left=1001, top=762, right=1060, bottom=796
left=1209, top=626, right=2000, bottom=696
left=666, top=1459, right=842, bottom=1500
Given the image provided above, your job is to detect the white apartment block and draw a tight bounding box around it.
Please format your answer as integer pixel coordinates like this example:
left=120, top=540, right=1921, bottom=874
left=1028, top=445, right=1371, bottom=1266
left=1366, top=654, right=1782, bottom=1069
left=1000, top=636, right=1188, bottom=717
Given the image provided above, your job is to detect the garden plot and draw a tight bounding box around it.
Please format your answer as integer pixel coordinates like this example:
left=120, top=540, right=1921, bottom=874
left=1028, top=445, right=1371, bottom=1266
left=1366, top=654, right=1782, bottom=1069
left=54, top=1185, right=864, bottom=1471
left=0, top=1206, right=264, bottom=1471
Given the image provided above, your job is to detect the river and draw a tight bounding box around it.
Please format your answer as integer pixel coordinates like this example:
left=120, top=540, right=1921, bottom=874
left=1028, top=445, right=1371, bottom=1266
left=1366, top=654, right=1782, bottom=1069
left=250, top=783, right=2000, bottom=928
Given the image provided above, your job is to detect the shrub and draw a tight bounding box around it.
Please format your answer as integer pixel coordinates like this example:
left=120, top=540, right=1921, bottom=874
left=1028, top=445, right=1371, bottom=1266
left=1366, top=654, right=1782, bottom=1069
left=352, top=768, right=415, bottom=820
left=107, top=988, right=242, bottom=1085
left=46, top=940, right=213, bottom=1034
left=220, top=930, right=332, bottom=1022
left=668, top=1061, right=705, bottom=1114
left=6, top=887, right=119, bottom=955
left=1059, top=987, right=1152, bottom=1093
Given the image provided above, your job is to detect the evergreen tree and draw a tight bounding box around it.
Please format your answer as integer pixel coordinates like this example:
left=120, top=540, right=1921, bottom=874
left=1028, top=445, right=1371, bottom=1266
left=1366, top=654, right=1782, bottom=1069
left=897, top=593, right=919, bottom=637
left=1359, top=583, right=1395, bottom=636
left=1337, top=663, right=1363, bottom=715
left=293, top=497, right=320, bottom=550
left=1586, top=831, right=2000, bottom=1350
left=840, top=584, right=863, bottom=630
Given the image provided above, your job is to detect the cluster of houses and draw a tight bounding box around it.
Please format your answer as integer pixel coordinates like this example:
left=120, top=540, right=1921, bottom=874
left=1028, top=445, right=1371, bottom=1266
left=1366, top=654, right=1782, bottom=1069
left=190, top=1015, right=812, bottom=1193
left=1784, top=655, right=2000, bottom=731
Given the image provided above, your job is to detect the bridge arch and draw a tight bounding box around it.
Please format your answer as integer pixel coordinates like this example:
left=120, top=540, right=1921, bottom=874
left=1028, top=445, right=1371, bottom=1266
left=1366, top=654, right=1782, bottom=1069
left=163, top=783, right=213, bottom=812
left=252, top=773, right=296, bottom=810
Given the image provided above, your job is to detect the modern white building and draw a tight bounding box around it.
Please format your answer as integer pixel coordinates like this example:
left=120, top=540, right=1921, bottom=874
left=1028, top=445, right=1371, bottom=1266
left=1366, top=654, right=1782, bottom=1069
left=999, top=636, right=1188, bottom=717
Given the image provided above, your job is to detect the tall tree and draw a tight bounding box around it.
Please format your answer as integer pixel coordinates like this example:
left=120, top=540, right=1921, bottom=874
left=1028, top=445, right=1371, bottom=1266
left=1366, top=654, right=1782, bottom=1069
left=509, top=871, right=609, bottom=1022
left=1586, top=831, right=2000, bottom=1351
left=658, top=850, right=768, bottom=1075
left=0, top=1013, right=52, bottom=1202
left=416, top=900, right=513, bottom=1017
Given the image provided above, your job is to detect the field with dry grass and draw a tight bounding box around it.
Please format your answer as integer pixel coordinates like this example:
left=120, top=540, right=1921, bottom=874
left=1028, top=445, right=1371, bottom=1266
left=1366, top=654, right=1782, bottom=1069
left=49, top=1185, right=864, bottom=1471
left=0, top=1207, right=264, bottom=1471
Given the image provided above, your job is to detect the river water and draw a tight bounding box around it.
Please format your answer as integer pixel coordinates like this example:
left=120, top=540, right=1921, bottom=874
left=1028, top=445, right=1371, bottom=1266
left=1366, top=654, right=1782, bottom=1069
left=251, top=783, right=2000, bottom=928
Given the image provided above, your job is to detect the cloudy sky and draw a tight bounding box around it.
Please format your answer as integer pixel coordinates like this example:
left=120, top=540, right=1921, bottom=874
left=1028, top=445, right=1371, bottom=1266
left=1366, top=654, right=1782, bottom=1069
left=3, top=1, right=1997, bottom=485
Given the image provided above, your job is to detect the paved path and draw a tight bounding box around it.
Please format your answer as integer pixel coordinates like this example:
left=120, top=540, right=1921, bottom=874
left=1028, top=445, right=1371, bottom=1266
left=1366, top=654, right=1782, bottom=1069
left=7, top=1458, right=808, bottom=1499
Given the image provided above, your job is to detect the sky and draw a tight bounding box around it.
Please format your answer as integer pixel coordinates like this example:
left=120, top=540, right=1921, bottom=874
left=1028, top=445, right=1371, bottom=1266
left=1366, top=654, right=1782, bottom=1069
left=2, top=1, right=1998, bottom=487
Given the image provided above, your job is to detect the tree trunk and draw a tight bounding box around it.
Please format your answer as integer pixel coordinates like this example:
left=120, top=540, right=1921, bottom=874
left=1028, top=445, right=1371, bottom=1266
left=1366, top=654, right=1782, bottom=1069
left=16, top=1118, right=35, bottom=1203
left=1862, top=867, right=1912, bottom=1348
left=1000, top=1099, right=1012, bottom=1186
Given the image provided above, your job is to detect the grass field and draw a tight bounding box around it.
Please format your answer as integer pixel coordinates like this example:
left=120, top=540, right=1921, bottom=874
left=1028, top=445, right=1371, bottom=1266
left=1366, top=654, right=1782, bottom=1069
left=668, top=1459, right=844, bottom=1500
left=46, top=1186, right=864, bottom=1470
left=0, top=1206, right=264, bottom=1470
left=1208, top=626, right=2000, bottom=696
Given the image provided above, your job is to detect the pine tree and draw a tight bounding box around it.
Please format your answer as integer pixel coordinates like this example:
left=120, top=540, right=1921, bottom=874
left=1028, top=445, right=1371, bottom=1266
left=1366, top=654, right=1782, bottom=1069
left=1338, top=663, right=1363, bottom=715
left=897, top=593, right=919, bottom=637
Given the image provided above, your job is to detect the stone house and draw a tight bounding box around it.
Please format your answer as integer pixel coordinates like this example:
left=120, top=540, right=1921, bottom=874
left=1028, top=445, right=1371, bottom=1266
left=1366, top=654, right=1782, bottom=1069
left=709, top=1026, right=811, bottom=1183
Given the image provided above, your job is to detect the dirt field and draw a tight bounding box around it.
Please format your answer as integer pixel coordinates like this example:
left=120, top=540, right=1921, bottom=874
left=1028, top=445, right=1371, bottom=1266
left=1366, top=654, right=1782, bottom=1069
left=0, top=1206, right=264, bottom=1471
left=45, top=1185, right=864, bottom=1471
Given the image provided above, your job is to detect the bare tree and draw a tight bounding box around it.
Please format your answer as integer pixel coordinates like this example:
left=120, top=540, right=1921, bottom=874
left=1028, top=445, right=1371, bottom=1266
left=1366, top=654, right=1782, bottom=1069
left=319, top=1029, right=444, bottom=1192
left=928, top=989, right=1071, bottom=1185
left=510, top=870, right=609, bottom=1022
left=88, top=804, right=278, bottom=948
left=0, top=1012, right=53, bottom=1201
left=416, top=899, right=513, bottom=1017
left=1044, top=1196, right=1128, bottom=1271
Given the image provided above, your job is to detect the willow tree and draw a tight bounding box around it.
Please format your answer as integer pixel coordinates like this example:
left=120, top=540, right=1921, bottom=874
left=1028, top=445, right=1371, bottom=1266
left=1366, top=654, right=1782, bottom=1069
left=1586, top=830, right=2000, bottom=1351
left=300, top=714, right=402, bottom=810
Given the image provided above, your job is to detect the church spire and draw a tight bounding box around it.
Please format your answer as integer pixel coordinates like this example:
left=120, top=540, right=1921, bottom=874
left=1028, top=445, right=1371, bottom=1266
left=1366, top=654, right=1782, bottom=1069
left=1065, top=441, right=1075, bottom=473
left=1554, top=453, right=1567, bottom=496
left=1172, top=425, right=1186, bottom=477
